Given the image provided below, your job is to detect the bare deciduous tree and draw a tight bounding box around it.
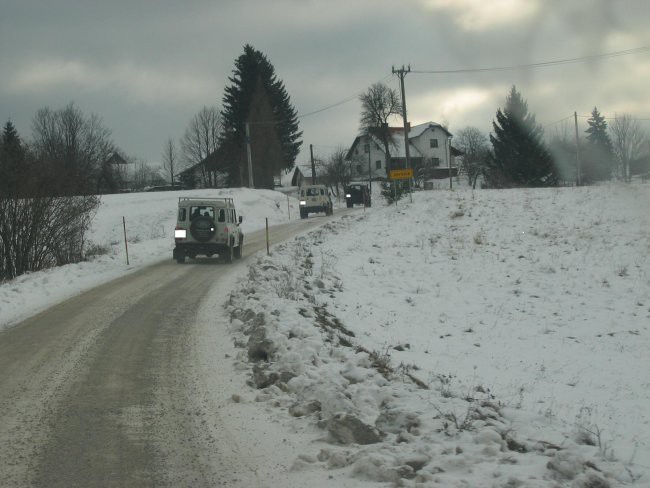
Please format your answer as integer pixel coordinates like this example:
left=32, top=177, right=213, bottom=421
left=31, top=102, right=115, bottom=195
left=323, top=147, right=352, bottom=198
left=610, top=114, right=645, bottom=182
left=181, top=106, right=222, bottom=187
left=359, top=83, right=401, bottom=174
left=456, top=127, right=489, bottom=189
left=131, top=160, right=165, bottom=191
left=162, top=137, right=177, bottom=186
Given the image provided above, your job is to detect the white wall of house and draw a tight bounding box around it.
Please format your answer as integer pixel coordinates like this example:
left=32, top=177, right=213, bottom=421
left=349, top=134, right=387, bottom=180
left=346, top=123, right=454, bottom=180
left=409, top=125, right=453, bottom=168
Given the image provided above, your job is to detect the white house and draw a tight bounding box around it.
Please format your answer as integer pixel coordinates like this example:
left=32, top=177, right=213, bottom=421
left=345, top=122, right=458, bottom=180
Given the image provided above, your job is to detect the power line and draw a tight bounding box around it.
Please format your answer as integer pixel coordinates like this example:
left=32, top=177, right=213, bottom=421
left=543, top=115, right=573, bottom=127
left=411, top=45, right=650, bottom=75
left=297, top=74, right=393, bottom=119
left=576, top=114, right=650, bottom=121
left=542, top=114, right=650, bottom=128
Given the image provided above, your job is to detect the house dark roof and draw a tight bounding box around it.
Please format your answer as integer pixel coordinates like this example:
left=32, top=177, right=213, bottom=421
left=408, top=122, right=452, bottom=139
left=106, top=152, right=128, bottom=165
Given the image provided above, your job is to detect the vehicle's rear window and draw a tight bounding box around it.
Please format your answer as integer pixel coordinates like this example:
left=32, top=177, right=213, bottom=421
left=190, top=206, right=214, bottom=220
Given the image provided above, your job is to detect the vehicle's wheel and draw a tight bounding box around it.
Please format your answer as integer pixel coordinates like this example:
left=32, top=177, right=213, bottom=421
left=367, top=200, right=371, bottom=207
left=224, top=239, right=234, bottom=263
left=346, top=202, right=352, bottom=208
left=328, top=205, right=334, bottom=216
left=176, top=255, right=185, bottom=264
left=300, top=210, right=307, bottom=219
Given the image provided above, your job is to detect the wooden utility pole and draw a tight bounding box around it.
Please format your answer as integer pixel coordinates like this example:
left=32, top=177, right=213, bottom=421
left=574, top=112, right=581, bottom=186
left=310, top=144, right=316, bottom=184
left=448, top=136, right=453, bottom=190
left=367, top=140, right=372, bottom=194
left=392, top=65, right=412, bottom=202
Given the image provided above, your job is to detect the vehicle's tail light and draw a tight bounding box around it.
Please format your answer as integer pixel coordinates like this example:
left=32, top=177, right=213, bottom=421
left=175, top=228, right=186, bottom=239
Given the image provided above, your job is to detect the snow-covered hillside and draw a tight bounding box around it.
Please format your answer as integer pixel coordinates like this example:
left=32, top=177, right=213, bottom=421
left=225, top=184, right=650, bottom=486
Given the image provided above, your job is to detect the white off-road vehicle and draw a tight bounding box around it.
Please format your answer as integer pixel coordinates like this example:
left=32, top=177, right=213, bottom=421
left=299, top=184, right=333, bottom=219
left=173, top=197, right=243, bottom=264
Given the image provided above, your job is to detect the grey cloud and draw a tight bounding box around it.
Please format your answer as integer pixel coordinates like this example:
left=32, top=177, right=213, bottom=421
left=1, top=0, right=649, bottom=165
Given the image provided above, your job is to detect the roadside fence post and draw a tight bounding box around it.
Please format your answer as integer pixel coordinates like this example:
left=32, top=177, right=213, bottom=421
left=266, top=218, right=270, bottom=256
left=122, top=216, right=130, bottom=265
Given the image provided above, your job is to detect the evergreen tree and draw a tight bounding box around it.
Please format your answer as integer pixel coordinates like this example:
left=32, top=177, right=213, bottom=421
left=583, top=106, right=614, bottom=182
left=486, top=86, right=557, bottom=188
left=221, top=44, right=302, bottom=188
left=0, top=120, right=28, bottom=196
left=1, top=120, right=21, bottom=151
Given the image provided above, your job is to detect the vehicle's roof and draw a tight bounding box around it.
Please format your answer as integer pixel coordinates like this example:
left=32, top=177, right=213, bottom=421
left=179, top=199, right=232, bottom=207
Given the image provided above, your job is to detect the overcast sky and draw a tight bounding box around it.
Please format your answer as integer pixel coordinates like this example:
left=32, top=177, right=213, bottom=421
left=1, top=0, right=649, bottom=171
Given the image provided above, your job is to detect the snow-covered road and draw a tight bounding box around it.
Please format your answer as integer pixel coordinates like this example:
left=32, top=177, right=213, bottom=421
left=0, top=214, right=344, bottom=487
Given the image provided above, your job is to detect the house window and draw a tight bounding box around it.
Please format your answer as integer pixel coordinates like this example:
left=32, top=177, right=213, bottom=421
left=430, top=138, right=438, bottom=148
left=356, top=165, right=362, bottom=174
left=432, top=157, right=440, bottom=166
left=364, top=144, right=369, bottom=153
left=375, top=160, right=381, bottom=170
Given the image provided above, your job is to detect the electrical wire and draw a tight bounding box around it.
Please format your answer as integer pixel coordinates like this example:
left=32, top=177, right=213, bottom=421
left=297, top=74, right=394, bottom=119
left=543, top=115, right=573, bottom=127
left=576, top=114, right=650, bottom=121
left=241, top=46, right=650, bottom=126
left=411, top=45, right=650, bottom=75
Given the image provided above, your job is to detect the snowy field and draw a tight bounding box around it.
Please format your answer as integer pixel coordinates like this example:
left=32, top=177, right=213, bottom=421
left=225, top=183, right=650, bottom=486
left=1, top=183, right=649, bottom=486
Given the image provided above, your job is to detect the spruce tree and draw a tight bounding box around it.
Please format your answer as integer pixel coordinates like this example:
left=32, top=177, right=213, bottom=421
left=1, top=120, right=21, bottom=151
left=487, top=86, right=557, bottom=187
left=583, top=107, right=614, bottom=182
left=221, top=45, right=302, bottom=188
left=0, top=120, right=28, bottom=196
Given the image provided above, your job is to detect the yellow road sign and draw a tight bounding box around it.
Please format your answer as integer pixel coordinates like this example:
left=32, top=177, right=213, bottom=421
left=389, top=168, right=413, bottom=180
